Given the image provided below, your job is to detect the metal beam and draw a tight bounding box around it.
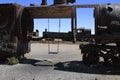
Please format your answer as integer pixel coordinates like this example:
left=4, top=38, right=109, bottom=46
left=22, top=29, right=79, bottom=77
left=26, top=5, right=76, bottom=18
left=74, top=4, right=99, bottom=8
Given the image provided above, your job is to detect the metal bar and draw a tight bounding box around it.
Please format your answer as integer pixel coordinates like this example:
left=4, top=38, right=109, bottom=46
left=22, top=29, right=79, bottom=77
left=74, top=6, right=77, bottom=41
left=74, top=4, right=99, bottom=8
left=71, top=7, right=76, bottom=43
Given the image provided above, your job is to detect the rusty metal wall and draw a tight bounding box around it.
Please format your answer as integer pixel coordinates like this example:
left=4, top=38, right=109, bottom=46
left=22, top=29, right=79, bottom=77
left=94, top=4, right=120, bottom=44
left=0, top=3, right=33, bottom=56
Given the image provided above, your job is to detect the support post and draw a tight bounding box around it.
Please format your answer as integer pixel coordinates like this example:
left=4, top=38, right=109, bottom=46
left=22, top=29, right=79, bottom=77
left=71, top=6, right=76, bottom=43
left=75, top=6, right=77, bottom=32
left=75, top=6, right=77, bottom=42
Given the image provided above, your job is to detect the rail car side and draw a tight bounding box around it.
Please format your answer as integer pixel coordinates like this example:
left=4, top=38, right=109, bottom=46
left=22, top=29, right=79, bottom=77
left=0, top=4, right=33, bottom=64
left=80, top=4, right=120, bottom=65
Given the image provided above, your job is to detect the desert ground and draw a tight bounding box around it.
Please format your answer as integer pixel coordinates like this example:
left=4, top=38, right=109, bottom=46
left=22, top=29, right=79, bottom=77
left=0, top=43, right=120, bottom=80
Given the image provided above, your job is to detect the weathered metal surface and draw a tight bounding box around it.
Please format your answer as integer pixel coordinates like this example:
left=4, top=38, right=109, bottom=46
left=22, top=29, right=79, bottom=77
left=43, top=28, right=91, bottom=41
left=80, top=4, right=120, bottom=65
left=80, top=43, right=120, bottom=65
left=43, top=31, right=72, bottom=41
left=26, top=5, right=76, bottom=18
left=0, top=3, right=33, bottom=64
left=74, top=4, right=99, bottom=8
left=94, top=4, right=120, bottom=44
left=0, top=4, right=18, bottom=54
left=54, top=0, right=67, bottom=5
left=0, top=4, right=16, bottom=33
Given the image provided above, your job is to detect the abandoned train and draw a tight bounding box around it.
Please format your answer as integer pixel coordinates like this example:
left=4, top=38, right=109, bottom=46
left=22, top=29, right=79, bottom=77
left=1, top=2, right=120, bottom=65
left=80, top=4, right=120, bottom=65
left=43, top=28, right=91, bottom=41
left=0, top=4, right=33, bottom=64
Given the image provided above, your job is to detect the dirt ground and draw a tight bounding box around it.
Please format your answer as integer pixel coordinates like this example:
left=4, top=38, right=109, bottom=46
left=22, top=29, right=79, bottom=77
left=0, top=43, right=120, bottom=80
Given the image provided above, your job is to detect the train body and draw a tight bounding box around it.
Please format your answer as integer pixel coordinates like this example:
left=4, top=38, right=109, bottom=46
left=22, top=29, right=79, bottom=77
left=43, top=31, right=72, bottom=41
left=0, top=3, right=33, bottom=64
left=76, top=28, right=91, bottom=41
left=80, top=4, right=120, bottom=65
left=43, top=28, right=91, bottom=41
left=94, top=4, right=120, bottom=44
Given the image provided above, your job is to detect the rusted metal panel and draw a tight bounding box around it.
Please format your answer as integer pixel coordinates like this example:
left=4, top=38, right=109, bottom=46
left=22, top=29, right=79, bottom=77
left=0, top=4, right=22, bottom=54
left=94, top=4, right=120, bottom=44
left=0, top=3, right=33, bottom=56
left=0, top=4, right=16, bottom=33
left=26, top=5, right=76, bottom=18
left=74, top=4, right=99, bottom=8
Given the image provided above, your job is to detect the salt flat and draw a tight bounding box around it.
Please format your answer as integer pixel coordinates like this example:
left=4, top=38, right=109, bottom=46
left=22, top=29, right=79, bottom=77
left=0, top=43, right=120, bottom=80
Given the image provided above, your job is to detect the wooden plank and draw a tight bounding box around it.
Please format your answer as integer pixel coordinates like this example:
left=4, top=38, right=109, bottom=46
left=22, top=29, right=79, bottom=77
left=26, top=5, right=76, bottom=18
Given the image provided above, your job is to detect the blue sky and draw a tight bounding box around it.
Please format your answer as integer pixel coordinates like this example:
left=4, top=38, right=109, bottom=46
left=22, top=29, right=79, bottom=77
left=0, top=0, right=120, bottom=36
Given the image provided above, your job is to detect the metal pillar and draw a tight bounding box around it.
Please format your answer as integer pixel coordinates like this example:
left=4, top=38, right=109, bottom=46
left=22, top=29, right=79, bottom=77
left=71, top=6, right=76, bottom=43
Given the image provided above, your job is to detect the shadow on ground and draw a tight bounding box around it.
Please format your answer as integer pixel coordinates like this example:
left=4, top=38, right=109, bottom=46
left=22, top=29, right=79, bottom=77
left=21, top=59, right=54, bottom=66
left=3, top=58, right=120, bottom=75
left=54, top=61, right=120, bottom=75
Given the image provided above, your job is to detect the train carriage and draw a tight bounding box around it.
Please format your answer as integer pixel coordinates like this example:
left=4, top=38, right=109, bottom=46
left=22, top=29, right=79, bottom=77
left=0, top=3, right=33, bottom=64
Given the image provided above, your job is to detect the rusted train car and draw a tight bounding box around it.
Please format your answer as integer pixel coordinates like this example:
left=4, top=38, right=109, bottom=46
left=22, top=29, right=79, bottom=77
left=76, top=28, right=91, bottom=41
left=43, top=28, right=91, bottom=41
left=0, top=4, right=33, bottom=64
left=43, top=31, right=72, bottom=41
left=80, top=4, right=120, bottom=65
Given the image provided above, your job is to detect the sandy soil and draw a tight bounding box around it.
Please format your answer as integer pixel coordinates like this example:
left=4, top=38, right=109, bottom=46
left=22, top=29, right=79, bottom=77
left=0, top=43, right=120, bottom=80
